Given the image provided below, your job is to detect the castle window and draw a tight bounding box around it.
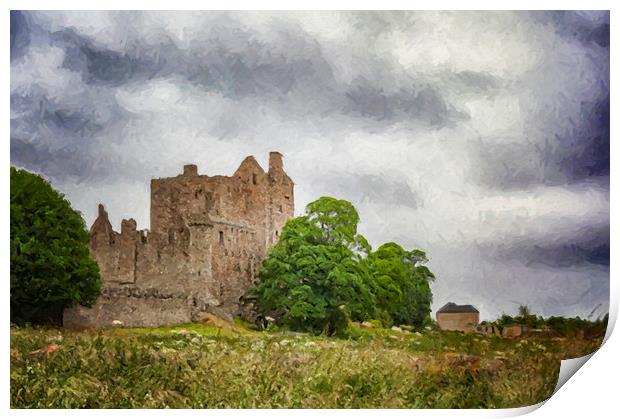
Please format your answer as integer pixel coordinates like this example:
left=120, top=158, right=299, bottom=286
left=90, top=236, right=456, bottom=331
left=252, top=174, right=257, bottom=185
left=275, top=231, right=279, bottom=238
left=284, top=195, right=290, bottom=200
left=219, top=231, right=224, bottom=245
left=278, top=205, right=283, bottom=212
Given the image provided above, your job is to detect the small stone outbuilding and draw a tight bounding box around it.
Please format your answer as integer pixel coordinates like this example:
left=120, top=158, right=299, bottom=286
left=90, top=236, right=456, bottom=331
left=502, top=324, right=527, bottom=338
left=436, top=302, right=480, bottom=333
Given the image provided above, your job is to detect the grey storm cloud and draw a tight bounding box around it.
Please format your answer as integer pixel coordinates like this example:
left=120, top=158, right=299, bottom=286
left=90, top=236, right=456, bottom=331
left=309, top=172, right=421, bottom=209
left=484, top=224, right=610, bottom=269
left=10, top=10, right=609, bottom=320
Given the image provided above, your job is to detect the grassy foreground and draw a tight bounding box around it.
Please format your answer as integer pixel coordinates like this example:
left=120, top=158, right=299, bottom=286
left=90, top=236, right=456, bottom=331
left=10, top=321, right=603, bottom=409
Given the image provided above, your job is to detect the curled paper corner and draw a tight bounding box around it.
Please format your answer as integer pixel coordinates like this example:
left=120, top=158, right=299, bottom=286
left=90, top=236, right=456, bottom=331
left=534, top=312, right=616, bottom=413
left=491, top=401, right=545, bottom=417
left=550, top=321, right=613, bottom=399
left=546, top=291, right=617, bottom=401
left=500, top=323, right=614, bottom=416
left=553, top=353, right=595, bottom=395
left=603, top=313, right=616, bottom=343
left=490, top=353, right=599, bottom=417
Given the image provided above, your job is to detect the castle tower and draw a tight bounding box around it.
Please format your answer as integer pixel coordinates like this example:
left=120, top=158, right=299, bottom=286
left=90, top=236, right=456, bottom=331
left=266, top=151, right=294, bottom=246
left=269, top=151, right=283, bottom=172
left=90, top=204, right=114, bottom=250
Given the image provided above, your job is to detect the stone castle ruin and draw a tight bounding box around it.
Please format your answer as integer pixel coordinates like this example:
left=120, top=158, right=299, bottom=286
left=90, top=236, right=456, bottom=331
left=64, top=152, right=294, bottom=328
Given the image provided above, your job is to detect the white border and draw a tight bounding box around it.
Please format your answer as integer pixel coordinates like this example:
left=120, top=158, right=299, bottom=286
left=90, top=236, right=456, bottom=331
left=2, top=2, right=616, bottom=418
left=0, top=0, right=616, bottom=11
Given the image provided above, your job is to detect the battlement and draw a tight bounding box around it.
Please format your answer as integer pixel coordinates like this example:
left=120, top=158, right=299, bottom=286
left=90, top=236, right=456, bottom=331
left=183, top=164, right=198, bottom=176
left=150, top=153, right=293, bottom=236
left=269, top=151, right=283, bottom=172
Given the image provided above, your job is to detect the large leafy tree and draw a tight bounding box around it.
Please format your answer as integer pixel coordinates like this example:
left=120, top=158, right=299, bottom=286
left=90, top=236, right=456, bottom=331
left=10, top=167, right=101, bottom=325
left=251, top=196, right=435, bottom=333
left=251, top=197, right=375, bottom=334
left=368, top=243, right=434, bottom=327
left=305, top=197, right=370, bottom=254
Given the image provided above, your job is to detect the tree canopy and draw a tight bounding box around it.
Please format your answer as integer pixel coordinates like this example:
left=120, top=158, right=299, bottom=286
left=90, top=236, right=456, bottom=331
left=250, top=196, right=435, bottom=334
left=10, top=167, right=101, bottom=325
left=368, top=242, right=434, bottom=326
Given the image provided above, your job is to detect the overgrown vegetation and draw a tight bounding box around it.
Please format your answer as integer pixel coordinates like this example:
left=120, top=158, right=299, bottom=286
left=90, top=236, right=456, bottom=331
left=250, top=197, right=434, bottom=334
left=493, top=305, right=608, bottom=337
left=10, top=167, right=101, bottom=325
left=10, top=323, right=603, bottom=408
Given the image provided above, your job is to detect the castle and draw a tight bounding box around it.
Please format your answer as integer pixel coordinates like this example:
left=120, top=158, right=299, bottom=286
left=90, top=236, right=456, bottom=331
left=63, top=152, right=294, bottom=328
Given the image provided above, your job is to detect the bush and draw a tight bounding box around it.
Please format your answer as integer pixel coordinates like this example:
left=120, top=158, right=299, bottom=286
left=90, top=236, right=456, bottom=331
left=10, top=167, right=101, bottom=325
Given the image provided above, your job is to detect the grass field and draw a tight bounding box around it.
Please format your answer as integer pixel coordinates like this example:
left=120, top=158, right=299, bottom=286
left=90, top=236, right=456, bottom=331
left=10, top=320, right=603, bottom=409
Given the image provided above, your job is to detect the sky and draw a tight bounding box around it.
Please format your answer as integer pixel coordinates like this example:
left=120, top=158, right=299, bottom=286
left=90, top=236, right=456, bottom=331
left=10, top=11, right=610, bottom=321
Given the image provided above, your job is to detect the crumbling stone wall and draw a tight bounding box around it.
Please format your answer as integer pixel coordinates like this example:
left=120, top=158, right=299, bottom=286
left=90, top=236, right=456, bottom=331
left=63, top=152, right=294, bottom=328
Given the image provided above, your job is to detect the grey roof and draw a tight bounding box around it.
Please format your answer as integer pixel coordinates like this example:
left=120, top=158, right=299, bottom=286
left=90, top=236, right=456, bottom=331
left=437, top=302, right=479, bottom=314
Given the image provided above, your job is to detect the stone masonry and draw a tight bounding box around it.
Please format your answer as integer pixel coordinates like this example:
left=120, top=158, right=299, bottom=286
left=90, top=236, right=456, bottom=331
left=63, top=152, right=294, bottom=328
left=436, top=302, right=480, bottom=333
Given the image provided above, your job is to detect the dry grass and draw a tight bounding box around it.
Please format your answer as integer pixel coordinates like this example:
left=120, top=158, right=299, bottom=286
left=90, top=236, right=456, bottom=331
left=10, top=323, right=603, bottom=408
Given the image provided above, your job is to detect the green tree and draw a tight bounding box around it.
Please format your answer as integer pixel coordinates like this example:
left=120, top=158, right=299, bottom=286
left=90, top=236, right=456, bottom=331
left=305, top=196, right=371, bottom=254
left=517, top=304, right=531, bottom=317
left=251, top=197, right=375, bottom=334
left=251, top=196, right=436, bottom=334
left=10, top=167, right=101, bottom=325
left=513, top=304, right=544, bottom=328
left=368, top=242, right=434, bottom=327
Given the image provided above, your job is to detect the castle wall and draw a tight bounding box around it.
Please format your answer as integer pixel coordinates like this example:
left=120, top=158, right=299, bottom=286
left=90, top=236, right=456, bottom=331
left=63, top=293, right=195, bottom=328
left=63, top=152, right=294, bottom=328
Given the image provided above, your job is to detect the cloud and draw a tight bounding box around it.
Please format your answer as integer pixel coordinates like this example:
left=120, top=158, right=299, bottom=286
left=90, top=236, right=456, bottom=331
left=10, top=11, right=609, bottom=320
left=10, top=11, right=30, bottom=61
